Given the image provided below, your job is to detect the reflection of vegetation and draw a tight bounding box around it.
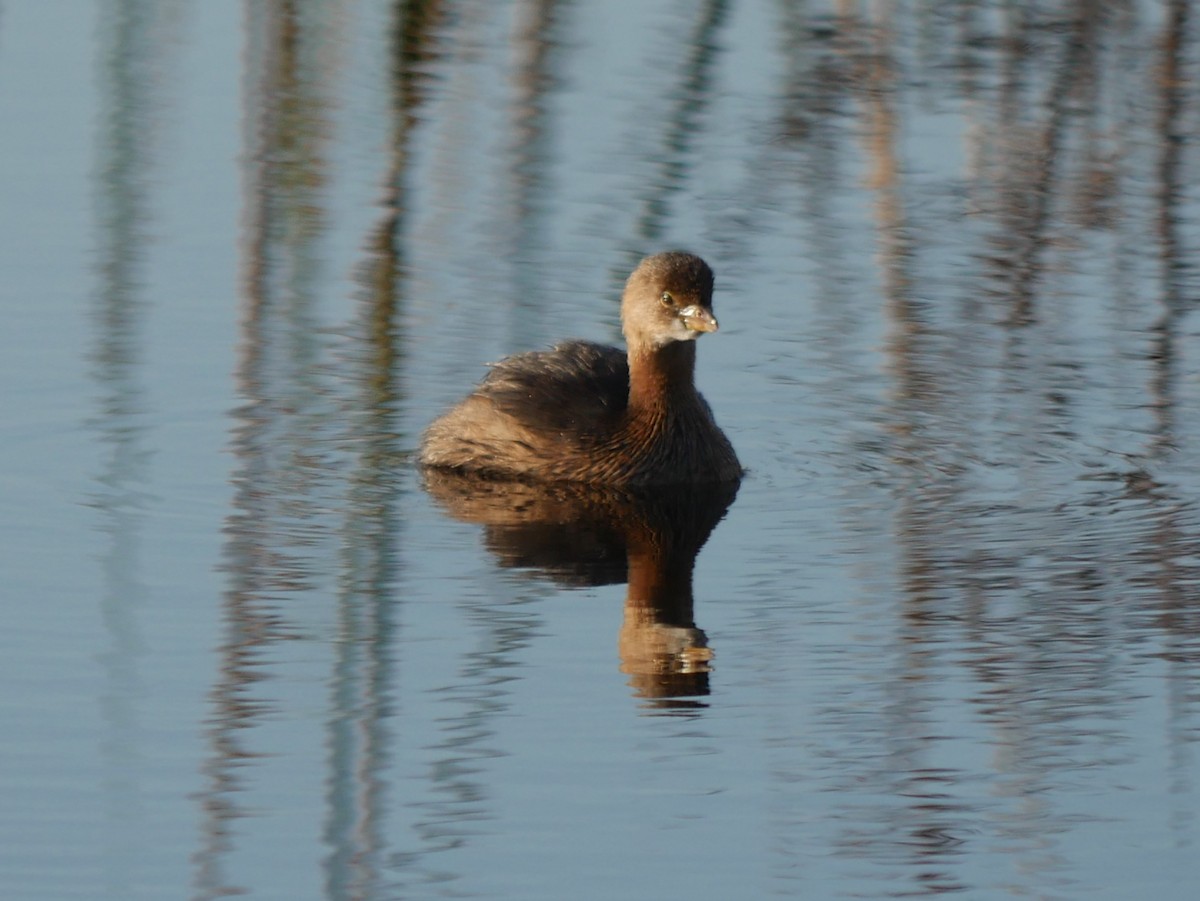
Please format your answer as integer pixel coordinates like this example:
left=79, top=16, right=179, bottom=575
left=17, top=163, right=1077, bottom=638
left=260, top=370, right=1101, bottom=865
left=90, top=3, right=184, bottom=897
left=325, top=2, right=442, bottom=897
left=629, top=0, right=729, bottom=250
left=195, top=2, right=343, bottom=895
left=746, top=6, right=1200, bottom=892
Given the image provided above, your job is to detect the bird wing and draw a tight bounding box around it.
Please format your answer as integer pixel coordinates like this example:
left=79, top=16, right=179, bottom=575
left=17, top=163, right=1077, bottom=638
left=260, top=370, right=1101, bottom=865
left=477, top=340, right=629, bottom=435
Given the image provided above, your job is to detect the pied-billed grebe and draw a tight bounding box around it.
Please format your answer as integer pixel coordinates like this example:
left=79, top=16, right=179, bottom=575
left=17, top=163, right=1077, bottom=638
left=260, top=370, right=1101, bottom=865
left=419, top=252, right=741, bottom=486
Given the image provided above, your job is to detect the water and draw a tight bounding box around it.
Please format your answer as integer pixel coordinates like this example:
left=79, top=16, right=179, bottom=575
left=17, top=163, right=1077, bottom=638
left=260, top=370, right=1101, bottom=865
left=3, top=0, right=1200, bottom=898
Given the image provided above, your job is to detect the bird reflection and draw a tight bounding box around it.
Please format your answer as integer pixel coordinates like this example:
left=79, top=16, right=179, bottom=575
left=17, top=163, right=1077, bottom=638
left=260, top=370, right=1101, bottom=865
left=422, top=471, right=738, bottom=706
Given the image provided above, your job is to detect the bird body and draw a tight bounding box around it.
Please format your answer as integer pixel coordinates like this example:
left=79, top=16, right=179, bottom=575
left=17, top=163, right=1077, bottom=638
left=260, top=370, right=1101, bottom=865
left=419, top=252, right=741, bottom=486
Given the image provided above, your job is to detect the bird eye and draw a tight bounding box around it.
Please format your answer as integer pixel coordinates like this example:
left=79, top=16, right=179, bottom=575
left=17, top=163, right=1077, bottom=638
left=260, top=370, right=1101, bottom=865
left=660, top=291, right=674, bottom=307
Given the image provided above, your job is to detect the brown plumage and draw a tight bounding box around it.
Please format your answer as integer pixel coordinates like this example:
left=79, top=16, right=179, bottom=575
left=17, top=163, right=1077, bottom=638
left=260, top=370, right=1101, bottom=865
left=418, top=252, right=742, bottom=486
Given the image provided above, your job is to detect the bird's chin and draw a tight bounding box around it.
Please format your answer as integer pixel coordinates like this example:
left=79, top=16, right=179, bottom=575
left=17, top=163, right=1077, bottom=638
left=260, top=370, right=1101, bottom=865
left=668, top=320, right=703, bottom=343
left=628, top=322, right=704, bottom=349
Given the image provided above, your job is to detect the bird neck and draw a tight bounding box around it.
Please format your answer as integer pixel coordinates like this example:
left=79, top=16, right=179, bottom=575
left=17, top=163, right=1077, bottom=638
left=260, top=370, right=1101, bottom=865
left=627, top=340, right=698, bottom=415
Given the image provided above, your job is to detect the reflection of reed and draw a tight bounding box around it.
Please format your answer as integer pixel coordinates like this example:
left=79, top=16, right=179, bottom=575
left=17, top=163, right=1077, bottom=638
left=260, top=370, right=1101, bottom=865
left=194, top=3, right=339, bottom=897
left=1149, top=0, right=1189, bottom=456
left=90, top=2, right=178, bottom=895
left=400, top=592, right=541, bottom=885
left=608, top=0, right=728, bottom=297
left=990, top=4, right=1101, bottom=325
left=506, top=0, right=563, bottom=348
left=423, top=471, right=738, bottom=706
left=1148, top=0, right=1197, bottom=844
left=629, top=0, right=728, bottom=250
left=855, top=6, right=930, bottom=411
left=322, top=1, right=440, bottom=897
left=851, top=10, right=974, bottom=895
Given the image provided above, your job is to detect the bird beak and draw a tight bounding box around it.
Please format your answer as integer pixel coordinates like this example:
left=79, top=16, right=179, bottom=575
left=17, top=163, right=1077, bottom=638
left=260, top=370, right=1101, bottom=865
left=680, top=305, right=719, bottom=333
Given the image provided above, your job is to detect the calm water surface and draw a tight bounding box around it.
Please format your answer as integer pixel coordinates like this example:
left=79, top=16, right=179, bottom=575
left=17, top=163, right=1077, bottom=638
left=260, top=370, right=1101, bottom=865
left=3, top=1, right=1200, bottom=898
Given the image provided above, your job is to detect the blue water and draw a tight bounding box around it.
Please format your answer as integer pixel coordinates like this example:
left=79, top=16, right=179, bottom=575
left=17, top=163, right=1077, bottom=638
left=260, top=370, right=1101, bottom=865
left=3, top=1, right=1200, bottom=898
